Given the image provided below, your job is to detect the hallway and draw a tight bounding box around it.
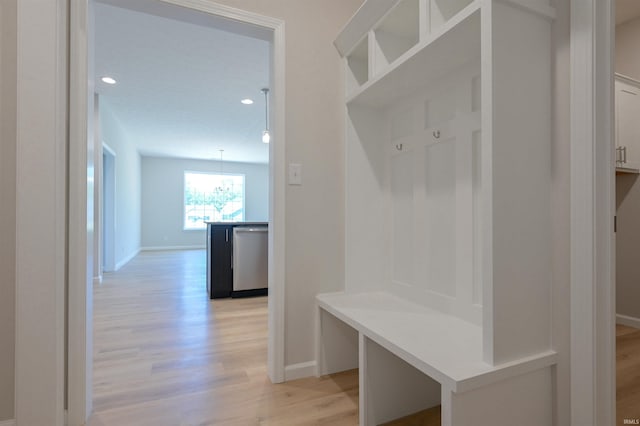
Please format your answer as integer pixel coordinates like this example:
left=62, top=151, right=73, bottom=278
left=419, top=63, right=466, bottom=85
left=88, top=250, right=358, bottom=425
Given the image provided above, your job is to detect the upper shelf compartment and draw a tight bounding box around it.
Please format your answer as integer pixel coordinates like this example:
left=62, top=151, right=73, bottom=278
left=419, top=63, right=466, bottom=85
left=372, top=0, right=420, bottom=70
left=430, top=0, right=475, bottom=32
left=347, top=2, right=480, bottom=109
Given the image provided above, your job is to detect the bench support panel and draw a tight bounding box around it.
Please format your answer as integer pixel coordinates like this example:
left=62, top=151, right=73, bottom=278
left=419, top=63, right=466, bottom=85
left=360, top=334, right=441, bottom=426
left=317, top=308, right=359, bottom=376
left=445, top=366, right=553, bottom=426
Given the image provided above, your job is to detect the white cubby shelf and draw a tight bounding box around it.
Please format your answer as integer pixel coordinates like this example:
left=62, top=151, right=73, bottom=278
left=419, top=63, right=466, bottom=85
left=321, top=0, right=558, bottom=425
left=317, top=292, right=557, bottom=393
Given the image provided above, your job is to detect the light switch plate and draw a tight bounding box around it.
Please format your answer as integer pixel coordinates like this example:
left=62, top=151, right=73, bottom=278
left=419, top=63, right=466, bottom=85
left=288, top=163, right=302, bottom=185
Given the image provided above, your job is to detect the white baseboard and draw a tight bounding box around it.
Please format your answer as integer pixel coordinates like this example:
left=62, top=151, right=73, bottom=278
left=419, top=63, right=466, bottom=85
left=140, top=245, right=206, bottom=251
left=617, top=313, right=640, bottom=329
left=284, top=361, right=317, bottom=381
left=0, top=419, right=16, bottom=426
left=115, top=248, right=140, bottom=271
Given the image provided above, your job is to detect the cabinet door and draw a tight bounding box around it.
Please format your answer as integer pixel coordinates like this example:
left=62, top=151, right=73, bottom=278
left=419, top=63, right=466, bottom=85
left=615, top=78, right=640, bottom=169
left=210, top=226, right=233, bottom=298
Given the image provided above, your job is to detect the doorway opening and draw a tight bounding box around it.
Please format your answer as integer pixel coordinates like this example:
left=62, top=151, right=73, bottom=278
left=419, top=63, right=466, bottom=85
left=92, top=0, right=271, bottom=413
left=67, top=1, right=286, bottom=424
left=613, top=2, right=640, bottom=423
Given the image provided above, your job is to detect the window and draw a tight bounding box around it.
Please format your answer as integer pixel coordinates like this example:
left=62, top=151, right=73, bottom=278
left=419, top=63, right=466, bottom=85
left=184, top=171, right=245, bottom=229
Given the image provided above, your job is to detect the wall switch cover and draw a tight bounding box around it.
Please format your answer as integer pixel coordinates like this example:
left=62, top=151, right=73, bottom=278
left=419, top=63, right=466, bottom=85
left=288, top=163, right=302, bottom=185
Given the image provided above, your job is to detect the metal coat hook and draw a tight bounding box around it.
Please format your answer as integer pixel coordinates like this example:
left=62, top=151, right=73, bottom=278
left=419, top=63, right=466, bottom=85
left=433, top=130, right=441, bottom=139
left=395, top=143, right=403, bottom=151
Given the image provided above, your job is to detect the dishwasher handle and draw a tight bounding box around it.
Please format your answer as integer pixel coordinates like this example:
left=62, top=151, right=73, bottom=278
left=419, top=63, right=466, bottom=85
left=234, top=227, right=268, bottom=233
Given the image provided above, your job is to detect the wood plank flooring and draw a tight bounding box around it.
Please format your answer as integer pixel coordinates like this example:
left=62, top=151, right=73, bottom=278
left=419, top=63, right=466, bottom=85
left=617, top=324, right=640, bottom=425
left=88, top=250, right=363, bottom=426
left=89, top=250, right=640, bottom=425
left=379, top=407, right=440, bottom=426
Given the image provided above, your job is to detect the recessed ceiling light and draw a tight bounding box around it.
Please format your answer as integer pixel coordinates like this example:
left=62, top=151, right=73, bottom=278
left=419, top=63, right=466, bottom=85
left=241, top=99, right=254, bottom=105
left=101, top=76, right=117, bottom=85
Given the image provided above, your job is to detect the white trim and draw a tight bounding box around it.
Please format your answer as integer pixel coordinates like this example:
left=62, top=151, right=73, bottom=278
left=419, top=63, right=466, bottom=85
left=268, top=12, right=286, bottom=385
left=93, top=95, right=102, bottom=302
left=68, top=2, right=287, bottom=425
left=101, top=139, right=116, bottom=273
left=570, top=1, right=616, bottom=426
left=140, top=245, right=205, bottom=251
left=497, top=0, right=556, bottom=21
left=616, top=314, right=640, bottom=329
left=159, top=0, right=283, bottom=28
left=0, top=420, right=16, bottom=426
left=102, top=141, right=116, bottom=156
left=114, top=248, right=141, bottom=271
left=15, top=0, right=67, bottom=425
left=68, top=1, right=93, bottom=424
left=284, top=361, right=317, bottom=381
left=615, top=72, right=640, bottom=87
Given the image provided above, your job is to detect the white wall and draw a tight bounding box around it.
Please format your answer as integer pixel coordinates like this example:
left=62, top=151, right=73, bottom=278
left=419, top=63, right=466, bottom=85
left=0, top=0, right=16, bottom=421
left=615, top=18, right=640, bottom=321
left=141, top=156, right=268, bottom=248
left=100, top=100, right=142, bottom=269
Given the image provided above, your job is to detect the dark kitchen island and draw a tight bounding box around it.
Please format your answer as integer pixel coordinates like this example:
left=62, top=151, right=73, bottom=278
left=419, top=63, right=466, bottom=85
left=206, top=222, right=268, bottom=299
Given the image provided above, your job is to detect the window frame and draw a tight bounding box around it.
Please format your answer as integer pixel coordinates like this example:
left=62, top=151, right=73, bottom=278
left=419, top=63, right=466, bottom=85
left=183, top=170, right=246, bottom=230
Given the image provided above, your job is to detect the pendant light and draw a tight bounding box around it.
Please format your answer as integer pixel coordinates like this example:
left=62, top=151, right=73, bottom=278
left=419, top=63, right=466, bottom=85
left=216, top=149, right=226, bottom=192
left=212, top=149, right=231, bottom=218
left=261, top=88, right=270, bottom=144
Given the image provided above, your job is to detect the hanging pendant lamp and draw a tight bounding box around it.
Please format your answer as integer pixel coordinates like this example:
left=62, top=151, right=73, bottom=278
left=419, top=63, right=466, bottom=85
left=261, top=88, right=270, bottom=144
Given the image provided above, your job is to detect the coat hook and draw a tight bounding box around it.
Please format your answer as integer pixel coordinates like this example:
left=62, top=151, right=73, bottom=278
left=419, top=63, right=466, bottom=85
left=395, top=143, right=403, bottom=151
left=433, top=130, right=441, bottom=139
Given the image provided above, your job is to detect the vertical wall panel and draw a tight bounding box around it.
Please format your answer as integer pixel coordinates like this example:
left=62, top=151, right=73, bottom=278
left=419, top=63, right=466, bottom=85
left=392, top=152, right=414, bottom=285
left=424, top=140, right=456, bottom=297
left=472, top=130, right=483, bottom=305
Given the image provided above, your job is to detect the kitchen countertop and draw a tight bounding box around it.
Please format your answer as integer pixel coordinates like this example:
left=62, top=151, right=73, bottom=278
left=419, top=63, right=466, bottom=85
left=205, top=222, right=268, bottom=226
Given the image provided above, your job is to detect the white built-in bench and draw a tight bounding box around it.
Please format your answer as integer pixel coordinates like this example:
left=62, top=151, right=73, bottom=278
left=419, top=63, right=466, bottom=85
left=330, top=0, right=559, bottom=423
left=316, top=291, right=557, bottom=426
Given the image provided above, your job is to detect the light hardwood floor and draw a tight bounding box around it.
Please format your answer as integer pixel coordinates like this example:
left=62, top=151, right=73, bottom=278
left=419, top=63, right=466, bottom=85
left=617, top=324, right=640, bottom=425
left=89, top=250, right=640, bottom=425
left=89, top=250, right=362, bottom=425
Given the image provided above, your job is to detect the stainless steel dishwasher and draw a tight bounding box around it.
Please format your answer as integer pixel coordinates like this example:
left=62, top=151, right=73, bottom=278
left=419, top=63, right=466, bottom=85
left=232, top=226, right=268, bottom=295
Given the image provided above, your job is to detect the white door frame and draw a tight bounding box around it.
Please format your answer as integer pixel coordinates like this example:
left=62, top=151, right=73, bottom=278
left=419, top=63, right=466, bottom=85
left=570, top=0, right=616, bottom=425
left=102, top=143, right=116, bottom=273
left=68, top=1, right=286, bottom=424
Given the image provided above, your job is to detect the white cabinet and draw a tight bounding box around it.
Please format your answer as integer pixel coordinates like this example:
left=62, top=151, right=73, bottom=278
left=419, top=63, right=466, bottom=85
left=318, top=0, right=558, bottom=424
left=615, top=75, right=640, bottom=172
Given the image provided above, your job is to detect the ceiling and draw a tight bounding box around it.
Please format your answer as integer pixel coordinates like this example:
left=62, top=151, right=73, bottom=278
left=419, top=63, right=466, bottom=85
left=94, top=0, right=271, bottom=164
left=617, top=0, right=640, bottom=25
